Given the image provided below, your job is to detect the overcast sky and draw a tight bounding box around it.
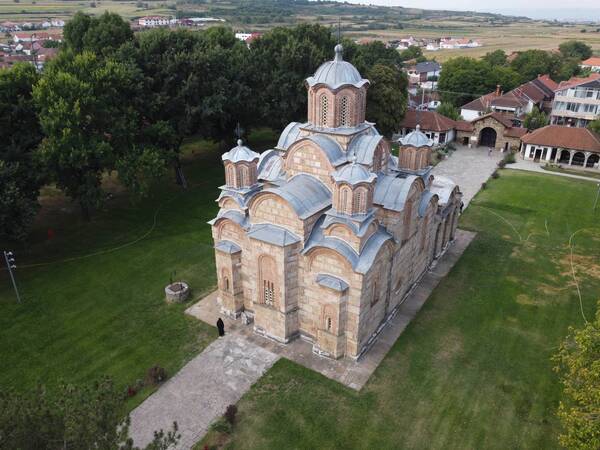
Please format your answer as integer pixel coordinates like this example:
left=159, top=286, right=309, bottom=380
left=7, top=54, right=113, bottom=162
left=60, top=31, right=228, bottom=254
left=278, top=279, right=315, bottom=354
left=340, top=0, right=600, bottom=19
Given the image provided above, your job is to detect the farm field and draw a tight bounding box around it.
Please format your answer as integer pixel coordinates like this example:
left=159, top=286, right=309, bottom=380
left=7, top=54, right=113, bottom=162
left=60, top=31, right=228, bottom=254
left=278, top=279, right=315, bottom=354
left=201, top=170, right=600, bottom=449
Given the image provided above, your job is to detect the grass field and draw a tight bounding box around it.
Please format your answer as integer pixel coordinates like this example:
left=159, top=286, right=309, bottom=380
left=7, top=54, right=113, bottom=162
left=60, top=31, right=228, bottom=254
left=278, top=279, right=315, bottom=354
left=201, top=170, right=600, bottom=449
left=0, top=136, right=239, bottom=408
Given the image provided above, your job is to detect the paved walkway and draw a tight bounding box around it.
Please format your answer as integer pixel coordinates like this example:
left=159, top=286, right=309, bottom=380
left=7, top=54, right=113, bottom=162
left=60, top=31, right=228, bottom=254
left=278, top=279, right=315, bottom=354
left=129, top=335, right=279, bottom=449
left=510, top=158, right=600, bottom=183
left=186, top=229, right=475, bottom=391
left=433, top=145, right=502, bottom=207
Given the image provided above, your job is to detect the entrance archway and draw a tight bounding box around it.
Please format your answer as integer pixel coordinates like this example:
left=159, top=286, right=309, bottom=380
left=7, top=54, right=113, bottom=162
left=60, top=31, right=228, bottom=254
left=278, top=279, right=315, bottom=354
left=586, top=154, right=599, bottom=168
left=572, top=152, right=585, bottom=166
left=479, top=127, right=497, bottom=148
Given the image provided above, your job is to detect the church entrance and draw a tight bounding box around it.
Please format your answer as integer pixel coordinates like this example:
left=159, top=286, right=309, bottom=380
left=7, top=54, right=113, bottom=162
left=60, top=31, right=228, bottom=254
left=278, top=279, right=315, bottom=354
left=479, top=127, right=497, bottom=148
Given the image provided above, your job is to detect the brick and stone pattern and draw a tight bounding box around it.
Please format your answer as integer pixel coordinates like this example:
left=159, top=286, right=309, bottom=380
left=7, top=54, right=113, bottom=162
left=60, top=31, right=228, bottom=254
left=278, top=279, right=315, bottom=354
left=208, top=47, right=462, bottom=360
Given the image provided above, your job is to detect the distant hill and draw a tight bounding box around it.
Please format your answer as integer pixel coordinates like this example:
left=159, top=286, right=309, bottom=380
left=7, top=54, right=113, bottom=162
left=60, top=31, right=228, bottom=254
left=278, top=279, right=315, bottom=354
left=178, top=0, right=531, bottom=29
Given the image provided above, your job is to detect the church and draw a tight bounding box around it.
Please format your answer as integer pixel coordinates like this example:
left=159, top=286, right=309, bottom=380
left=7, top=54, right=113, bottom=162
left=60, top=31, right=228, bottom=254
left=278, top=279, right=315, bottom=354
left=209, top=44, right=462, bottom=359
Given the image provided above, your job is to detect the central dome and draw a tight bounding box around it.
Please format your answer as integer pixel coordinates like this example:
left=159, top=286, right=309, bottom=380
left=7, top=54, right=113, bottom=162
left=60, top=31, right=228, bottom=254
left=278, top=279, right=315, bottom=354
left=306, top=44, right=369, bottom=90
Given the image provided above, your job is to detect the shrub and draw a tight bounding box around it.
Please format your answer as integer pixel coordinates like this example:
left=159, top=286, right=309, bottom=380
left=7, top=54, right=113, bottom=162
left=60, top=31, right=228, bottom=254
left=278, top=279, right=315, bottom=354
left=481, top=182, right=487, bottom=190
left=491, top=170, right=500, bottom=179
left=126, top=385, right=137, bottom=398
left=210, top=418, right=232, bottom=434
left=145, top=366, right=167, bottom=386
left=503, top=151, right=516, bottom=164
left=497, top=159, right=506, bottom=169
left=224, top=404, right=238, bottom=425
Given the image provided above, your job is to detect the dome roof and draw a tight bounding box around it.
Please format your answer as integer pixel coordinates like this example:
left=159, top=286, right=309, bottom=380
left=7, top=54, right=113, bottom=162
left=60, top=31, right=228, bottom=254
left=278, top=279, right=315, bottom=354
left=332, top=158, right=377, bottom=185
left=399, top=125, right=434, bottom=148
left=222, top=139, right=259, bottom=163
left=306, top=44, right=369, bottom=90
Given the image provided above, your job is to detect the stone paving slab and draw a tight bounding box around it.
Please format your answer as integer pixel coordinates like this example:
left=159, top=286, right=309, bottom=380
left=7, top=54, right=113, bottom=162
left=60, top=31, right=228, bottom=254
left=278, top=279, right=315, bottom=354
left=129, top=335, right=279, bottom=450
left=432, top=145, right=503, bottom=208
left=186, top=229, right=475, bottom=392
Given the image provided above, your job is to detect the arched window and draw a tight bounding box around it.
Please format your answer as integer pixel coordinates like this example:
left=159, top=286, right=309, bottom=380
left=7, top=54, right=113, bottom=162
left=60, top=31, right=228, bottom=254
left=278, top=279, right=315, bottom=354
left=259, top=255, right=277, bottom=307
left=221, top=268, right=230, bottom=293
left=319, top=94, right=329, bottom=127
left=241, top=166, right=249, bottom=186
left=371, top=282, right=379, bottom=306
left=340, top=187, right=349, bottom=214
left=326, top=317, right=332, bottom=331
left=339, top=95, right=350, bottom=127
left=353, top=189, right=365, bottom=214
left=226, top=165, right=235, bottom=186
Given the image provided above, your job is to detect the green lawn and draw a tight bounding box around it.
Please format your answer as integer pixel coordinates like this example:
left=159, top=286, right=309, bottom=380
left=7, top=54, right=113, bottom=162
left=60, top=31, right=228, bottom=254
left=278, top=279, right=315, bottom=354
left=0, top=137, right=229, bottom=405
left=202, top=170, right=600, bottom=449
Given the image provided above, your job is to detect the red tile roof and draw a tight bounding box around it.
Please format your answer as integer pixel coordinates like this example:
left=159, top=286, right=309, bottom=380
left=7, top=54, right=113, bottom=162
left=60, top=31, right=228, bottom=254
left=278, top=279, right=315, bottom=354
left=455, top=120, right=474, bottom=132
left=400, top=110, right=458, bottom=132
left=521, top=125, right=600, bottom=152
left=581, top=57, right=600, bottom=66
left=556, top=73, right=600, bottom=91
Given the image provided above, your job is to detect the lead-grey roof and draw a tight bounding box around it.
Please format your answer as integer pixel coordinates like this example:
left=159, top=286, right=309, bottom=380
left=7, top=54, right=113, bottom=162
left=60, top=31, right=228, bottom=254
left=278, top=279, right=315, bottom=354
left=247, top=223, right=301, bottom=247
left=305, top=44, right=369, bottom=90
left=373, top=174, right=418, bottom=212
left=399, top=125, right=433, bottom=148
left=263, top=173, right=331, bottom=219
left=316, top=273, right=349, bottom=292
left=430, top=175, right=458, bottom=206
left=332, top=161, right=377, bottom=185
left=294, top=135, right=347, bottom=167
left=303, top=216, right=393, bottom=274
left=257, top=149, right=286, bottom=182
left=222, top=139, right=260, bottom=163
left=322, top=210, right=376, bottom=237
left=207, top=209, right=249, bottom=229
left=214, top=240, right=242, bottom=254
left=277, top=122, right=305, bottom=150
left=347, top=134, right=383, bottom=167
left=417, top=190, right=438, bottom=217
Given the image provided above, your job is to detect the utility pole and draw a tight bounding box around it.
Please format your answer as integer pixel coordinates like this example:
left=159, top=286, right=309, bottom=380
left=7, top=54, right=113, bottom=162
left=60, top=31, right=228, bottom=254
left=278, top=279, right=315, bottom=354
left=3, top=251, right=21, bottom=303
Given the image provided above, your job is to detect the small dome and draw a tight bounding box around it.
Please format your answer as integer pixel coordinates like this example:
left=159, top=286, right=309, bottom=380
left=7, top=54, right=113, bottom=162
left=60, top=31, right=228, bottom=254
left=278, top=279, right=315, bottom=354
left=332, top=158, right=377, bottom=185
left=399, top=125, right=434, bottom=148
left=306, top=45, right=369, bottom=90
left=222, top=139, right=259, bottom=163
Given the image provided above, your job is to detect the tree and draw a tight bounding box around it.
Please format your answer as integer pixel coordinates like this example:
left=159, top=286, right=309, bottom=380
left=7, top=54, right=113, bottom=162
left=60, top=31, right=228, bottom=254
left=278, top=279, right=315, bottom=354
left=559, top=40, right=593, bottom=61
left=35, top=51, right=168, bottom=219
left=482, top=49, right=507, bottom=67
left=346, top=39, right=402, bottom=75
left=64, top=11, right=133, bottom=56
left=365, top=63, right=407, bottom=137
left=510, top=49, right=560, bottom=82
left=523, top=106, right=548, bottom=131
left=437, top=57, right=520, bottom=107
left=399, top=45, right=422, bottom=62
left=553, top=303, right=600, bottom=450
left=436, top=102, right=462, bottom=121
left=0, top=63, right=43, bottom=241
left=0, top=378, right=179, bottom=449
left=588, top=119, right=600, bottom=134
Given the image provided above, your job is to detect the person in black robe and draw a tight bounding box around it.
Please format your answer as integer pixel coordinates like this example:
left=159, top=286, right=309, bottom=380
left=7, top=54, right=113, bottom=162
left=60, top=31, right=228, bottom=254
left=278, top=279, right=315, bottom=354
left=216, top=318, right=225, bottom=337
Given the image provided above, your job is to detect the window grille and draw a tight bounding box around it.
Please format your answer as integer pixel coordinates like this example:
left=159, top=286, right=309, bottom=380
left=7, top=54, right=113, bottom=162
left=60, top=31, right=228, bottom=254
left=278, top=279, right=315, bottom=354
left=326, top=317, right=332, bottom=331
left=339, top=96, right=350, bottom=127
left=263, top=280, right=274, bottom=306
left=319, top=95, right=328, bottom=127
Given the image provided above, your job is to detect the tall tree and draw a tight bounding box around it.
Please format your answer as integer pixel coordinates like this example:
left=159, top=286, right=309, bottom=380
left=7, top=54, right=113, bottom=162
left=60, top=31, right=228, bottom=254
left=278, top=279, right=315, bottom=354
left=0, top=63, right=43, bottom=240
left=482, top=49, right=508, bottom=67
left=523, top=107, right=548, bottom=131
left=34, top=51, right=167, bottom=219
left=398, top=45, right=423, bottom=62
left=559, top=40, right=593, bottom=61
left=510, top=49, right=560, bottom=81
left=365, top=63, right=407, bottom=137
left=553, top=303, right=600, bottom=450
left=64, top=11, right=133, bottom=56
left=588, top=119, right=600, bottom=135
left=436, top=102, right=462, bottom=121
left=0, top=378, right=179, bottom=449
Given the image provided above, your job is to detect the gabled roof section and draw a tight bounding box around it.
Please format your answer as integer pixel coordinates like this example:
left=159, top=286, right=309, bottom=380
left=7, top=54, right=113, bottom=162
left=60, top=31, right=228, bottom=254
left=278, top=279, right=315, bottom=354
left=399, top=110, right=457, bottom=132
left=315, top=274, right=349, bottom=292
left=214, top=240, right=242, bottom=254
left=461, top=91, right=498, bottom=112
left=373, top=175, right=418, bottom=212
left=556, top=73, right=600, bottom=91
left=262, top=173, right=331, bottom=219
left=276, top=122, right=304, bottom=150
left=247, top=223, right=301, bottom=247
left=521, top=125, right=600, bottom=152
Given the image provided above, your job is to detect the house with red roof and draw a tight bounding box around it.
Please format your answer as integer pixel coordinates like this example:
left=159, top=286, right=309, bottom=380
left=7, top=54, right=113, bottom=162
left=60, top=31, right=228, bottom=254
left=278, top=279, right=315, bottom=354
left=580, top=57, right=600, bottom=73
left=550, top=73, right=600, bottom=128
left=460, top=75, right=557, bottom=122
left=520, top=125, right=600, bottom=168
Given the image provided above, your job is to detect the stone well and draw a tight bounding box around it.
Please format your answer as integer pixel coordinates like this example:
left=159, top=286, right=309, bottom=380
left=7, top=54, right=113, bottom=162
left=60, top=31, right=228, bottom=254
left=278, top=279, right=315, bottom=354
left=165, top=282, right=190, bottom=303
